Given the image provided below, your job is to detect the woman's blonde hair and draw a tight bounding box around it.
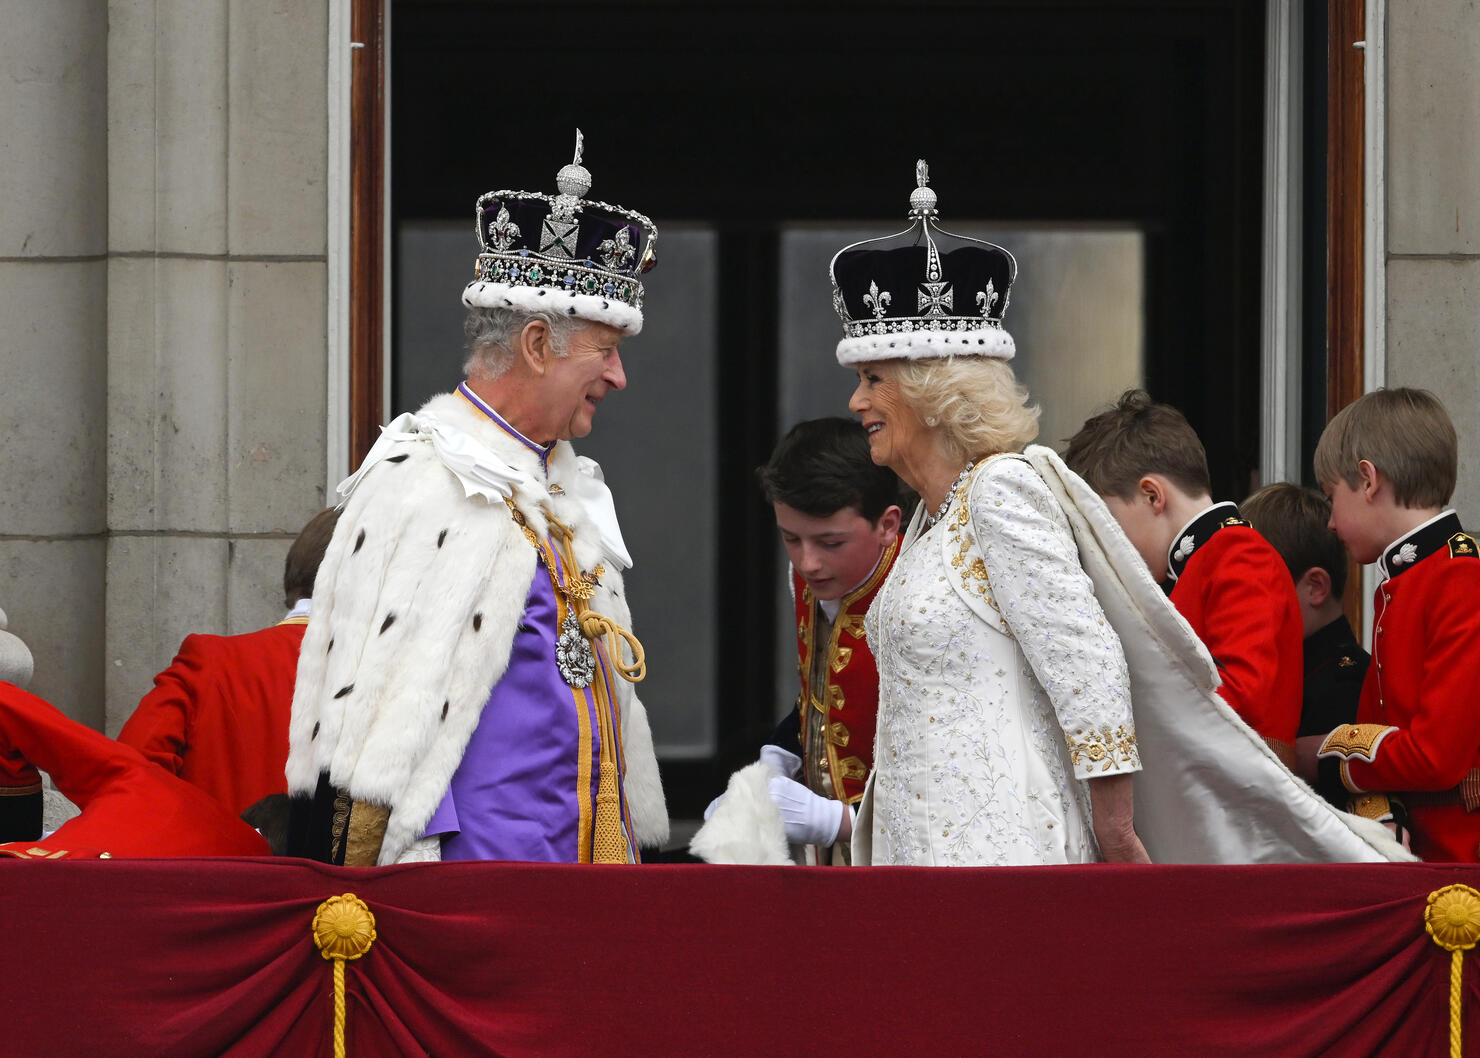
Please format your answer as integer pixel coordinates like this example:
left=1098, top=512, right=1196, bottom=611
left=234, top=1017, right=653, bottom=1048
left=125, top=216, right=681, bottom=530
left=895, top=356, right=1040, bottom=462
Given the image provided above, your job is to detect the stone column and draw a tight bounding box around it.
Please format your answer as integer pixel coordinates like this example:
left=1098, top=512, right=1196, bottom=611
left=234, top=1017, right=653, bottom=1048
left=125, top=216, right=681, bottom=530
left=105, top=0, right=330, bottom=733
left=1384, top=0, right=1480, bottom=523
left=0, top=0, right=109, bottom=726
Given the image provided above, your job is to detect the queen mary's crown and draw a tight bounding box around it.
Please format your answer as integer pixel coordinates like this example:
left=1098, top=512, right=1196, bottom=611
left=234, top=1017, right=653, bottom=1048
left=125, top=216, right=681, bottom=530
left=461, top=130, right=657, bottom=335
left=830, top=160, right=1017, bottom=365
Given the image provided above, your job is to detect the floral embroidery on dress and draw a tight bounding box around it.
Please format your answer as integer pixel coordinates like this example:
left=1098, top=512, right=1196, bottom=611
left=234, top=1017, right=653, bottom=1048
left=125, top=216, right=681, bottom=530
left=1065, top=724, right=1141, bottom=773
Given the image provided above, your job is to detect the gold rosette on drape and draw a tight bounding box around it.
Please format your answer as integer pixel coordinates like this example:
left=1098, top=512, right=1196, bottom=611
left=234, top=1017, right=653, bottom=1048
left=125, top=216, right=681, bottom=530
left=1425, top=884, right=1480, bottom=1058
left=313, top=893, right=378, bottom=1058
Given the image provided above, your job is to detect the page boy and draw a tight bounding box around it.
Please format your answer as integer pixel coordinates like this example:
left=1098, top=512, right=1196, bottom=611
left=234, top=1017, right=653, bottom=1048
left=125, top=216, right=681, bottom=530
left=1313, top=388, right=1480, bottom=862
left=1242, top=483, right=1370, bottom=805
left=706, top=417, right=904, bottom=863
left=1063, top=390, right=1303, bottom=763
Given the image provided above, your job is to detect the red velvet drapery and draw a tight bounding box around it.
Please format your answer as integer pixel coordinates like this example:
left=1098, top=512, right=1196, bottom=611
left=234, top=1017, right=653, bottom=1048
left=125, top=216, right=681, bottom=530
left=4, top=859, right=1478, bottom=1057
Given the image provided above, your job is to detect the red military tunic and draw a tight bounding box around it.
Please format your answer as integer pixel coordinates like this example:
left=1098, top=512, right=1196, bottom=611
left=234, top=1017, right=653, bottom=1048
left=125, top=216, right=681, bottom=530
left=1320, top=512, right=1480, bottom=862
left=117, top=617, right=307, bottom=817
left=1166, top=502, right=1303, bottom=749
left=770, top=538, right=899, bottom=809
left=0, top=682, right=268, bottom=859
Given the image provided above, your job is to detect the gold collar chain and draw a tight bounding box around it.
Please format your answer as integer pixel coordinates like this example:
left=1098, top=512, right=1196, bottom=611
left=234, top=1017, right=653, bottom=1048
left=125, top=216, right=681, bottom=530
left=503, top=498, right=604, bottom=603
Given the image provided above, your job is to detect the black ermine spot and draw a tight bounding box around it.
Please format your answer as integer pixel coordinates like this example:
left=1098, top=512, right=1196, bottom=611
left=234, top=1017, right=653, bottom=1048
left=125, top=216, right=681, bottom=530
left=386, top=454, right=409, bottom=463
left=472, top=613, right=483, bottom=631
left=327, top=637, right=334, bottom=653
left=353, top=529, right=366, bottom=554
left=437, top=529, right=448, bottom=548
left=311, top=722, right=320, bottom=740
left=440, top=700, right=449, bottom=721
left=334, top=684, right=354, bottom=699
left=380, top=613, right=396, bottom=635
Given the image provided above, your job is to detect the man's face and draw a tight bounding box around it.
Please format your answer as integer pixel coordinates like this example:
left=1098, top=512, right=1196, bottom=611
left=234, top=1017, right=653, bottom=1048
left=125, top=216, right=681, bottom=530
left=774, top=502, right=893, bottom=601
left=1324, top=477, right=1382, bottom=564
left=536, top=321, right=627, bottom=441
left=1103, top=492, right=1172, bottom=582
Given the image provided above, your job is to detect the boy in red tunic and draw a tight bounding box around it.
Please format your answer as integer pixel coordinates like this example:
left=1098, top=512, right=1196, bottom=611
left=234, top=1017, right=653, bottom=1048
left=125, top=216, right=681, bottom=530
left=117, top=507, right=338, bottom=816
left=704, top=418, right=904, bottom=863
left=1313, top=388, right=1480, bottom=862
left=1064, top=390, right=1303, bottom=765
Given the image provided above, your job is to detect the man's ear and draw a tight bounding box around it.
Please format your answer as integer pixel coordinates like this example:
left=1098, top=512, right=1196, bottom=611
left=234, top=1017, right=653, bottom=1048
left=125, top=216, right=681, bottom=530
left=517, top=319, right=553, bottom=377
left=875, top=504, right=903, bottom=540
left=1138, top=475, right=1169, bottom=516
left=1296, top=566, right=1332, bottom=608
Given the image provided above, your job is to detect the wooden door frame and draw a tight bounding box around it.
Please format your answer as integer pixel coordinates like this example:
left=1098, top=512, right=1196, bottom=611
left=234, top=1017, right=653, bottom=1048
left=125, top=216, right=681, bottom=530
left=347, top=0, right=389, bottom=469
left=1328, top=0, right=1367, bottom=627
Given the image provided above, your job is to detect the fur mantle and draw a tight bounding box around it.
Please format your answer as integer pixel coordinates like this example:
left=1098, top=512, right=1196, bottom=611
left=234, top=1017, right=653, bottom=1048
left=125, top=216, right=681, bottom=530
left=285, top=391, right=668, bottom=863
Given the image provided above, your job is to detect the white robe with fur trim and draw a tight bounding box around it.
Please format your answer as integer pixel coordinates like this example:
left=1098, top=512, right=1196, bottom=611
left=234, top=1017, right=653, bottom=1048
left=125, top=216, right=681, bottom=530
left=285, top=392, right=668, bottom=865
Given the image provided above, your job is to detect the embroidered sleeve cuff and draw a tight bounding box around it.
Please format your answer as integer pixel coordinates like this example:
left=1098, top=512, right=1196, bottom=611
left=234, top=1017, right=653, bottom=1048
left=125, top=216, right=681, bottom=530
left=1065, top=724, right=1141, bottom=780
left=1347, top=792, right=1393, bottom=823
left=1317, top=723, right=1397, bottom=764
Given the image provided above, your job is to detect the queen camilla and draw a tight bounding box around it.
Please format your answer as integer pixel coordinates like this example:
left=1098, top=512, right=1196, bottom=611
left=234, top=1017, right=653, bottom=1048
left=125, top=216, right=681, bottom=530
left=833, top=163, right=1150, bottom=866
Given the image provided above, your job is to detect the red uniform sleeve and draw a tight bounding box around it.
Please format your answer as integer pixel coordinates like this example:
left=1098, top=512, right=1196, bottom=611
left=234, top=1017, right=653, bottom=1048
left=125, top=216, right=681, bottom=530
left=1345, top=567, right=1480, bottom=792
left=1180, top=533, right=1303, bottom=745
left=116, top=635, right=207, bottom=775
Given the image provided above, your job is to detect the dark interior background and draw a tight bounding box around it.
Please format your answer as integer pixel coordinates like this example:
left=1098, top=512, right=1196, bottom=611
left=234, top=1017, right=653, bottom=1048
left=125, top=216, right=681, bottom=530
left=391, top=0, right=1273, bottom=820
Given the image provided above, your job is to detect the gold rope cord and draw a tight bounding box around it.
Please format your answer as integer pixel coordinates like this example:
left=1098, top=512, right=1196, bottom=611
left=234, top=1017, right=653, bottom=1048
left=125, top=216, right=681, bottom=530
left=579, top=611, right=646, bottom=683
left=1425, top=884, right=1480, bottom=1058
left=312, top=893, right=378, bottom=1058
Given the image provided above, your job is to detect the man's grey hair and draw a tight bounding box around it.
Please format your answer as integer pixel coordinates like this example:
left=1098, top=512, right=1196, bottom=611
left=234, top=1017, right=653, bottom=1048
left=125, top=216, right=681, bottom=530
left=462, top=306, right=583, bottom=379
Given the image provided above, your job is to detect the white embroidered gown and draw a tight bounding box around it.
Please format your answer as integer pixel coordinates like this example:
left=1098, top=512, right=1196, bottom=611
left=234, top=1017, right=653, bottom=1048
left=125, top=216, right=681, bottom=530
left=860, top=455, right=1140, bottom=866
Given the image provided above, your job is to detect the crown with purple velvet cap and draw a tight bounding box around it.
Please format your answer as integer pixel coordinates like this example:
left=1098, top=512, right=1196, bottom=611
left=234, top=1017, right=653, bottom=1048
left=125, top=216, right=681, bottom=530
left=461, top=130, right=657, bottom=334
left=830, top=160, right=1017, bottom=365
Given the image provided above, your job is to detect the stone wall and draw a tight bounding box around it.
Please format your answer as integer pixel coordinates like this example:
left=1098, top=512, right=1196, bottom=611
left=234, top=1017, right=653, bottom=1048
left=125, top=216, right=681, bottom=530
left=0, top=0, right=109, bottom=728
left=0, top=0, right=331, bottom=734
left=1384, top=0, right=1480, bottom=524
left=104, top=0, right=330, bottom=733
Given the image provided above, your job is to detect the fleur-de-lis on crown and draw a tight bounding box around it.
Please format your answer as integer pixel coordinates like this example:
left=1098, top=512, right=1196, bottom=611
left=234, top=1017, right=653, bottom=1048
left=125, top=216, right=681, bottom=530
left=488, top=204, right=521, bottom=252
left=977, top=280, right=999, bottom=317
left=863, top=280, right=892, bottom=319
left=598, top=226, right=636, bottom=271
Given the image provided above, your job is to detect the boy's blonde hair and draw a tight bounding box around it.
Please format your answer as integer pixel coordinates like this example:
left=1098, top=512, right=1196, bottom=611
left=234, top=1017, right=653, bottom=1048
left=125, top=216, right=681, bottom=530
left=894, top=356, right=1040, bottom=463
left=1313, top=388, right=1457, bottom=509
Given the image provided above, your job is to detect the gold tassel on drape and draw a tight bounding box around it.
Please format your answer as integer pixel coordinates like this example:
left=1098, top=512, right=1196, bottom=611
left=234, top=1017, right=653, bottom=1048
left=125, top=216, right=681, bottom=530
left=1425, top=884, right=1480, bottom=1058
left=312, top=893, right=378, bottom=1058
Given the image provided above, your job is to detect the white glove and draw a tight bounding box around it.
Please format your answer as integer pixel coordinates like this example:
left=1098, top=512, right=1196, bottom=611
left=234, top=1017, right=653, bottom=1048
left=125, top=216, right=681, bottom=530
left=767, top=774, right=844, bottom=846
left=759, top=744, right=802, bottom=780
left=705, top=745, right=804, bottom=821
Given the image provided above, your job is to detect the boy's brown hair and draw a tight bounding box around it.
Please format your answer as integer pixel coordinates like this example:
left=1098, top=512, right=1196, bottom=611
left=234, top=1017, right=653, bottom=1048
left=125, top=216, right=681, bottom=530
left=1313, top=388, right=1457, bottom=509
left=284, top=507, right=342, bottom=608
left=1241, top=483, right=1349, bottom=597
left=1062, top=389, right=1211, bottom=500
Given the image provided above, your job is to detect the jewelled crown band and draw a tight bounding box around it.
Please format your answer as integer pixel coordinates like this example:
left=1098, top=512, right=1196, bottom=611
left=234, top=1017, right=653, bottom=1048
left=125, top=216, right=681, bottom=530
left=830, top=160, right=1018, bottom=365
left=462, top=130, right=658, bottom=335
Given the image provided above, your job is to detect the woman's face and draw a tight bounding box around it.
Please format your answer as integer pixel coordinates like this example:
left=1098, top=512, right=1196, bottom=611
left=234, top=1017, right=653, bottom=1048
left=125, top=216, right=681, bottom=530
left=849, top=360, right=925, bottom=475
